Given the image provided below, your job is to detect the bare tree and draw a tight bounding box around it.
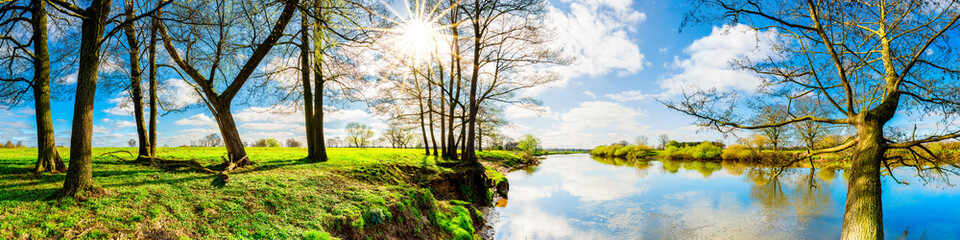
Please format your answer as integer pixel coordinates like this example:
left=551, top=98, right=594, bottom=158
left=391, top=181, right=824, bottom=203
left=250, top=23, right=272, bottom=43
left=753, top=104, right=791, bottom=151
left=158, top=0, right=299, bottom=178
left=658, top=134, right=669, bottom=150
left=671, top=1, right=960, bottom=238
left=792, top=96, right=832, bottom=151
left=460, top=0, right=563, bottom=164
left=345, top=122, right=374, bottom=148
left=0, top=0, right=66, bottom=173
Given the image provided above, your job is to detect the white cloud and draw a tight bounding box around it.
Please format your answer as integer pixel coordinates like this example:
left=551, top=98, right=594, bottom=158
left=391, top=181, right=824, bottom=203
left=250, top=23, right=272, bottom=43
left=93, top=125, right=110, bottom=134
left=58, top=72, right=77, bottom=84
left=661, top=24, right=782, bottom=96
left=174, top=113, right=217, bottom=126
left=605, top=90, right=646, bottom=101
left=541, top=101, right=650, bottom=148
left=240, top=122, right=289, bottom=130
left=325, top=108, right=372, bottom=123
left=160, top=78, right=203, bottom=109
left=582, top=91, right=597, bottom=99
left=528, top=0, right=645, bottom=94
left=101, top=118, right=136, bottom=128
left=504, top=105, right=558, bottom=119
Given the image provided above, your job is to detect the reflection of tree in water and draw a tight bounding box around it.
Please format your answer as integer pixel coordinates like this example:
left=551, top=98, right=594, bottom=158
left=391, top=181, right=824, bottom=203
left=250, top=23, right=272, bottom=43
left=661, top=159, right=681, bottom=173
left=722, top=161, right=746, bottom=176
left=634, top=160, right=653, bottom=178
left=682, top=161, right=722, bottom=177
left=746, top=167, right=835, bottom=222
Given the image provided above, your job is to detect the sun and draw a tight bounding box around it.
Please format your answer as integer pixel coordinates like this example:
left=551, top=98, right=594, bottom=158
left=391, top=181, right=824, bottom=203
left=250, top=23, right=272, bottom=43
left=394, top=17, right=439, bottom=61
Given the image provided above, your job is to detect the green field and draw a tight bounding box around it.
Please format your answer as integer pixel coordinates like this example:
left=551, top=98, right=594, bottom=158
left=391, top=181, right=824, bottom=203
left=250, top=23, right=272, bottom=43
left=0, top=147, right=523, bottom=239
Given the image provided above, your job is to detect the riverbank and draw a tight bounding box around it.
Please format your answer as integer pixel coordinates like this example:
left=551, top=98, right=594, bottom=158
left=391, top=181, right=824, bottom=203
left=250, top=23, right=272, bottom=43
left=0, top=147, right=532, bottom=239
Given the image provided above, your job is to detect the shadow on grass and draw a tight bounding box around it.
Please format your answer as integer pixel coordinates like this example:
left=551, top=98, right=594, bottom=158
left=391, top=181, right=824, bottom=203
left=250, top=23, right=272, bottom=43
left=210, top=158, right=313, bottom=188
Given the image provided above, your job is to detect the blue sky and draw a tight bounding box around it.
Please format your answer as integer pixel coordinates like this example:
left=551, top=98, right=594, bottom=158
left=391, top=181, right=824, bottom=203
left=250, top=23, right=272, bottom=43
left=2, top=0, right=934, bottom=149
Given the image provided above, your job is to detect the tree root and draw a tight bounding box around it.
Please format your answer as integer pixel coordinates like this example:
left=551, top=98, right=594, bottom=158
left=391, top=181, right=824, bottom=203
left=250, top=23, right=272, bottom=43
left=132, top=156, right=217, bottom=174
left=214, top=155, right=250, bottom=186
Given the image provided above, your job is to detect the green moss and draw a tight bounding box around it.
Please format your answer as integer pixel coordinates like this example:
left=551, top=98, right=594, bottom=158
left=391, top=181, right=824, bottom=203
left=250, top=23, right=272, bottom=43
left=431, top=203, right=477, bottom=240
left=0, top=147, right=501, bottom=239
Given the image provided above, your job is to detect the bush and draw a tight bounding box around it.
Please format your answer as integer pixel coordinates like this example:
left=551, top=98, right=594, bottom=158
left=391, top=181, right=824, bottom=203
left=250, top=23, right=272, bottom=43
left=690, top=142, right=722, bottom=159
left=627, top=145, right=654, bottom=159
left=590, top=144, right=654, bottom=159
left=721, top=144, right=759, bottom=161
left=614, top=145, right=634, bottom=157
left=254, top=138, right=281, bottom=147
left=664, top=142, right=722, bottom=160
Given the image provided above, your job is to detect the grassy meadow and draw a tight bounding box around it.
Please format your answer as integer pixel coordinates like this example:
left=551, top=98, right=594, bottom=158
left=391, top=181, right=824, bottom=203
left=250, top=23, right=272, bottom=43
left=0, top=147, right=524, bottom=239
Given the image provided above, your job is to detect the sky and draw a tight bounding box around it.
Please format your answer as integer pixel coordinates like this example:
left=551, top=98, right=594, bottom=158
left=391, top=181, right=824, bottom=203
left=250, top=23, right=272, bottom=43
left=0, top=0, right=943, bottom=149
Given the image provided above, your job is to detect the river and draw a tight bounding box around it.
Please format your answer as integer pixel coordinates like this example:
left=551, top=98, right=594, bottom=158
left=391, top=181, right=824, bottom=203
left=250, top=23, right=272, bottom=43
left=488, top=153, right=960, bottom=239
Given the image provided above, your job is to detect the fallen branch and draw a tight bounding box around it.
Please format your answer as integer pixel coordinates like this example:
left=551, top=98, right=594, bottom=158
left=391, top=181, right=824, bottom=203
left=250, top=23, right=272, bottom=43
left=131, top=156, right=217, bottom=174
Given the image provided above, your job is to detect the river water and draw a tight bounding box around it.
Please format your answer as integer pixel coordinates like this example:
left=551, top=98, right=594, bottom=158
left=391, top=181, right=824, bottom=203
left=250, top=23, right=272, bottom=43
left=489, top=153, right=960, bottom=239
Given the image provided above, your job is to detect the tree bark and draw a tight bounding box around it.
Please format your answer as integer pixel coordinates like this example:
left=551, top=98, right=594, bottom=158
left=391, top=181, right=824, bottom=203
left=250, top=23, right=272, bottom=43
left=462, top=8, right=482, bottom=165
left=841, top=118, right=884, bottom=240
left=428, top=74, right=438, bottom=156
left=31, top=0, right=65, bottom=173
left=148, top=9, right=159, bottom=156
left=300, top=11, right=317, bottom=161
left=416, top=74, right=430, bottom=155
left=214, top=103, right=249, bottom=167
left=123, top=2, right=151, bottom=159
left=446, top=6, right=461, bottom=160
left=52, top=0, right=112, bottom=199
left=310, top=0, right=328, bottom=162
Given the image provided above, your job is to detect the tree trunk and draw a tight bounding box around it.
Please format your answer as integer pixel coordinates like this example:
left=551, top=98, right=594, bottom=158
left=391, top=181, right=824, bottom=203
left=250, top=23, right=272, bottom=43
left=428, top=76, right=438, bottom=156
left=214, top=103, right=250, bottom=167
left=52, top=0, right=112, bottom=199
left=300, top=11, right=316, bottom=161
left=311, top=1, right=328, bottom=162
left=31, top=0, right=65, bottom=173
left=417, top=80, right=430, bottom=155
left=446, top=10, right=461, bottom=160
left=123, top=2, right=151, bottom=158
left=462, top=11, right=482, bottom=165
left=840, top=118, right=885, bottom=240
left=148, top=11, right=159, bottom=156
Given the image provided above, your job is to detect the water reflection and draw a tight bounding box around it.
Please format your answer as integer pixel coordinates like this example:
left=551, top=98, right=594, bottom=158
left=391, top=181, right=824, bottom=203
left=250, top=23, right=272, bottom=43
left=492, top=154, right=960, bottom=239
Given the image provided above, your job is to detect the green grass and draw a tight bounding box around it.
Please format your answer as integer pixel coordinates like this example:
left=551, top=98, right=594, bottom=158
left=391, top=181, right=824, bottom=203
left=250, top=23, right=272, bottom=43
left=0, top=147, right=511, bottom=239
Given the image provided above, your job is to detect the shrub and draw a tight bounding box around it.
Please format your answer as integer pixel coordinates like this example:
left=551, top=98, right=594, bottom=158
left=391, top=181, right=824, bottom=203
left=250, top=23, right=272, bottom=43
left=614, top=145, right=635, bottom=157
left=722, top=144, right=759, bottom=161
left=663, top=146, right=688, bottom=159
left=664, top=142, right=722, bottom=160
left=626, top=145, right=654, bottom=159
left=690, top=142, right=722, bottom=159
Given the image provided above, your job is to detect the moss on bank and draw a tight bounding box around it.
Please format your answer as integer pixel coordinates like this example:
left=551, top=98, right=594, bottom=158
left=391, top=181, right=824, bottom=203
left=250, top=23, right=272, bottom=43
left=0, top=147, right=522, bottom=239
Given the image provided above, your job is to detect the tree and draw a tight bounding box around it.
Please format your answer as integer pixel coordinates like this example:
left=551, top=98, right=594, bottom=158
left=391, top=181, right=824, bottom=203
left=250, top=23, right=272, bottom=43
left=121, top=0, right=154, bottom=160
left=460, top=0, right=562, bottom=164
left=128, top=139, right=137, bottom=148
left=254, top=138, right=281, bottom=147
left=345, top=122, right=374, bottom=148
left=635, top=135, right=649, bottom=147
left=793, top=96, right=832, bottom=151
left=383, top=123, right=415, bottom=148
left=516, top=134, right=541, bottom=154
left=0, top=0, right=66, bottom=173
left=658, top=134, right=669, bottom=150
left=15, top=141, right=22, bottom=148
left=49, top=0, right=115, bottom=199
left=3, top=141, right=13, bottom=148
left=158, top=0, right=300, bottom=175
left=753, top=105, right=791, bottom=151
left=671, top=1, right=960, bottom=238
left=286, top=138, right=302, bottom=148
left=199, top=134, right=223, bottom=147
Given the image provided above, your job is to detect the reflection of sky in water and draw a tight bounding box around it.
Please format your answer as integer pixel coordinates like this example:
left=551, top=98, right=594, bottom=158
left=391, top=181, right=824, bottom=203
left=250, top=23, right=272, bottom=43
left=492, top=154, right=960, bottom=239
